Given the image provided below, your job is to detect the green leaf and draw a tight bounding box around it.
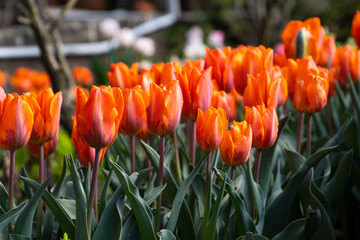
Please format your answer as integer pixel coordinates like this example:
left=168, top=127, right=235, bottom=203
left=323, top=117, right=352, bottom=148
left=157, top=229, right=177, bottom=240
left=262, top=146, right=337, bottom=238
left=13, top=175, right=52, bottom=237
left=144, top=184, right=167, bottom=205
left=0, top=201, right=27, bottom=232
left=67, top=155, right=89, bottom=240
left=334, top=81, right=349, bottom=111
left=348, top=74, right=360, bottom=121
left=84, top=164, right=92, bottom=201
left=0, top=182, right=9, bottom=213
left=285, top=143, right=306, bottom=173
left=57, top=199, right=76, bottom=220
left=237, top=232, right=269, bottom=240
left=110, top=161, right=157, bottom=240
left=20, top=167, right=33, bottom=200
left=245, top=161, right=264, bottom=222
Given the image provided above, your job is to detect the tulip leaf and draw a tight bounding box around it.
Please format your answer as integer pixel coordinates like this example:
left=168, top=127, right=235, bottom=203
left=334, top=81, right=349, bottom=111
left=67, top=155, right=89, bottom=240
left=110, top=160, right=157, bottom=240
left=191, top=174, right=206, bottom=216
left=348, top=74, right=360, bottom=121
left=166, top=152, right=208, bottom=232
left=272, top=219, right=308, bottom=240
left=84, top=164, right=91, bottom=201
left=262, top=145, right=337, bottom=238
left=144, top=184, right=167, bottom=205
left=0, top=200, right=27, bottom=232
left=99, top=166, right=113, bottom=218
left=236, top=232, right=269, bottom=240
left=285, top=143, right=306, bottom=173
left=13, top=174, right=52, bottom=237
left=120, top=213, right=141, bottom=240
left=0, top=182, right=9, bottom=213
left=20, top=167, right=33, bottom=200
left=19, top=176, right=75, bottom=240
left=246, top=161, right=265, bottom=222
left=157, top=229, right=177, bottom=240
left=322, top=117, right=352, bottom=148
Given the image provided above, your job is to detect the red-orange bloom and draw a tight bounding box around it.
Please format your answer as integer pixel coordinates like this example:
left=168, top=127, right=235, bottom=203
left=30, top=72, right=52, bottom=92
left=23, top=88, right=62, bottom=144
left=0, top=91, right=34, bottom=151
left=11, top=68, right=51, bottom=93
left=119, top=85, right=149, bottom=136
left=108, top=62, right=139, bottom=90
left=205, top=47, right=234, bottom=92
left=0, top=70, right=7, bottom=87
left=318, top=35, right=336, bottom=67
left=333, top=45, right=360, bottom=87
left=196, top=107, right=228, bottom=152
left=76, top=86, right=124, bottom=149
left=351, top=11, right=360, bottom=48
left=72, top=66, right=94, bottom=87
left=178, top=67, right=212, bottom=120
left=233, top=45, right=273, bottom=95
left=220, top=120, right=252, bottom=166
left=28, top=130, right=58, bottom=158
left=184, top=59, right=205, bottom=72
left=160, top=61, right=182, bottom=85
left=281, top=17, right=325, bottom=63
left=211, top=89, right=236, bottom=122
left=147, top=81, right=183, bottom=136
left=245, top=105, right=278, bottom=149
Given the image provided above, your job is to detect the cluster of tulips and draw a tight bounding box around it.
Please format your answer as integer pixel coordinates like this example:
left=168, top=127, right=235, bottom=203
left=2, top=10, right=360, bottom=239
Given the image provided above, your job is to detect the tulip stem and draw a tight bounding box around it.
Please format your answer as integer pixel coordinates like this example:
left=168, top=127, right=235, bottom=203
left=190, top=120, right=196, bottom=166
left=204, top=153, right=211, bottom=203
left=87, top=148, right=101, bottom=235
left=37, top=144, right=44, bottom=239
left=8, top=150, right=15, bottom=234
left=172, top=130, right=182, bottom=184
left=307, top=114, right=312, bottom=158
left=325, top=102, right=334, bottom=136
left=155, top=136, right=165, bottom=232
left=145, top=139, right=152, bottom=180
left=296, top=112, right=305, bottom=153
left=130, top=136, right=135, bottom=173
left=223, top=167, right=235, bottom=240
left=254, top=149, right=262, bottom=183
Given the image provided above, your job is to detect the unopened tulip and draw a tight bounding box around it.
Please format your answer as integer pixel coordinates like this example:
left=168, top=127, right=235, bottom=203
left=245, top=105, right=278, bottom=149
left=211, top=90, right=236, bottom=121
left=108, top=62, right=139, bottom=90
left=160, top=61, right=182, bottom=85
left=334, top=45, right=360, bottom=87
left=351, top=11, right=360, bottom=48
left=318, top=35, right=336, bottom=67
left=220, top=120, right=252, bottom=166
left=28, top=130, right=58, bottom=158
left=72, top=66, right=94, bottom=87
left=196, top=107, right=228, bottom=152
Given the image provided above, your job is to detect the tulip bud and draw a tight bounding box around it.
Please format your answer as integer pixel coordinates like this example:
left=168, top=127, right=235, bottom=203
left=351, top=11, right=360, bottom=48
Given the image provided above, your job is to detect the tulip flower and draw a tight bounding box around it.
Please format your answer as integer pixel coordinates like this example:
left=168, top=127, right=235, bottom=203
left=232, top=45, right=273, bottom=95
left=211, top=89, right=236, bottom=122
left=351, top=11, right=360, bottom=48
left=334, top=45, right=360, bottom=87
left=0, top=69, right=7, bottom=87
left=150, top=62, right=165, bottom=84
left=160, top=61, right=182, bottom=85
left=318, top=35, right=336, bottom=67
left=28, top=130, right=58, bottom=158
left=205, top=47, right=234, bottom=92
left=281, top=17, right=325, bottom=62
left=184, top=59, right=205, bottom=71
left=220, top=120, right=252, bottom=166
left=108, top=62, right=139, bottom=90
left=72, top=66, right=94, bottom=87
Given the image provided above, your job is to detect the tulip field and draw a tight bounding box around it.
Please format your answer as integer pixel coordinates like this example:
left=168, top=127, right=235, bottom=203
left=1, top=7, right=360, bottom=240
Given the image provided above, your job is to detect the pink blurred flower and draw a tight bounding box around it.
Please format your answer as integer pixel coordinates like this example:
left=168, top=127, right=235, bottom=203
left=207, top=30, right=225, bottom=48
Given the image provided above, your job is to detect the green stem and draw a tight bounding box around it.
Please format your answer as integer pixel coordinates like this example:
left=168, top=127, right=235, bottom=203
left=296, top=112, right=305, bottom=153
left=190, top=120, right=196, bottom=166
left=155, top=136, right=165, bottom=232
left=223, top=167, right=235, bottom=240
left=87, top=148, right=101, bottom=236
left=130, top=136, right=135, bottom=173
left=8, top=150, right=15, bottom=234
left=37, top=144, right=44, bottom=239
left=172, top=130, right=182, bottom=184
left=254, top=149, right=262, bottom=183
left=307, top=114, right=312, bottom=158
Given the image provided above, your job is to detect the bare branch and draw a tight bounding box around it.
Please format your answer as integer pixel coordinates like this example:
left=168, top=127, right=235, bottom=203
left=47, top=0, right=78, bottom=34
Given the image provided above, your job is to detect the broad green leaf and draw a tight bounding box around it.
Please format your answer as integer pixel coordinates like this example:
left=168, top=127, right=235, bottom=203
left=8, top=234, right=30, bottom=240
left=0, top=201, right=27, bottom=232
left=348, top=74, right=360, bottom=121
left=144, top=184, right=167, bottom=205
left=158, top=229, right=176, bottom=240
left=57, top=199, right=76, bottom=220
left=191, top=174, right=206, bottom=216
left=20, top=167, right=33, bottom=200
left=245, top=161, right=264, bottom=222
left=334, top=81, right=349, bottom=111
left=323, top=118, right=352, bottom=148
left=0, top=182, right=9, bottom=213
left=84, top=164, right=91, bottom=201
left=237, top=232, right=269, bottom=240
left=285, top=144, right=306, bottom=173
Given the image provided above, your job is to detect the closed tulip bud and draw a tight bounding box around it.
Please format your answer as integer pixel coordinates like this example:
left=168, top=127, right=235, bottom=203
left=334, top=45, right=360, bottom=87
left=23, top=88, right=62, bottom=144
left=147, top=81, right=183, bottom=136
left=108, top=62, right=139, bottom=90
left=178, top=67, right=212, bottom=120
left=281, top=17, right=325, bottom=62
left=245, top=105, right=278, bottom=149
left=205, top=47, right=234, bottom=92
left=76, top=86, right=124, bottom=149
left=318, top=35, right=336, bottom=67
left=220, top=120, right=252, bottom=166
left=72, top=66, right=94, bottom=87
left=28, top=130, right=58, bottom=158
left=351, top=11, right=360, bottom=48
left=0, top=92, right=34, bottom=151
left=150, top=62, right=165, bottom=84
left=160, top=61, right=182, bottom=85
left=211, top=90, right=236, bottom=121
left=119, top=85, right=149, bottom=136
left=196, top=107, right=228, bottom=152
left=271, top=66, right=288, bottom=106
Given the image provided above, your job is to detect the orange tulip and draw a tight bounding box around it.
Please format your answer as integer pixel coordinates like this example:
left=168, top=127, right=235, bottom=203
left=245, top=105, right=278, bottom=149
left=196, top=107, right=228, bottom=152
left=184, top=59, right=205, bottom=71
left=23, top=88, right=62, bottom=144
left=233, top=45, right=273, bottom=95
left=220, top=120, right=252, bottom=166
left=108, top=62, right=139, bottom=90
left=119, top=85, right=149, bottom=136
left=30, top=72, right=52, bottom=92
left=0, top=70, right=7, bottom=87
left=274, top=52, right=288, bottom=68
left=160, top=61, right=182, bottom=85
left=211, top=89, right=236, bottom=121
left=150, top=62, right=165, bottom=84
left=292, top=69, right=329, bottom=113
left=72, top=66, right=94, bottom=87
left=147, top=81, right=183, bottom=136
left=178, top=67, right=212, bottom=120
left=271, top=65, right=288, bottom=106
left=76, top=86, right=124, bottom=149
left=351, top=11, right=360, bottom=48
left=334, top=45, right=360, bottom=87
left=0, top=92, right=34, bottom=151
left=28, top=130, right=58, bottom=158
left=205, top=47, right=234, bottom=92
left=11, top=68, right=52, bottom=93
left=281, top=17, right=325, bottom=62
left=72, top=116, right=107, bottom=167
left=318, top=35, right=336, bottom=67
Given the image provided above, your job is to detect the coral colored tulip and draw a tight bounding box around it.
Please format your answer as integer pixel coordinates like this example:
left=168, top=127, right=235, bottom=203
left=184, top=59, right=205, bottom=71
left=245, top=105, right=278, bottom=149
left=147, top=81, right=183, bottom=136
left=108, top=62, right=139, bottom=90
left=72, top=116, right=107, bottom=167
left=292, top=69, right=329, bottom=113
left=271, top=66, right=288, bottom=106
left=281, top=17, right=325, bottom=62
left=0, top=70, right=7, bottom=87
left=119, top=85, right=149, bottom=136
left=23, top=88, right=62, bottom=144
left=318, top=35, right=336, bottom=67
left=150, top=62, right=165, bottom=84
left=233, top=45, right=273, bottom=95
left=177, top=67, right=212, bottom=120
left=205, top=47, right=234, bottom=92
left=333, top=45, right=360, bottom=87
left=28, top=130, right=58, bottom=158
left=11, top=68, right=51, bottom=93
left=196, top=107, right=228, bottom=152
left=211, top=90, right=236, bottom=121
left=220, top=120, right=252, bottom=166
left=160, top=61, right=182, bottom=85
left=0, top=92, right=34, bottom=151
left=72, top=66, right=94, bottom=87
left=274, top=52, right=288, bottom=68
left=30, top=72, right=52, bottom=92
left=351, top=11, right=360, bottom=48
left=76, top=86, right=124, bottom=149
